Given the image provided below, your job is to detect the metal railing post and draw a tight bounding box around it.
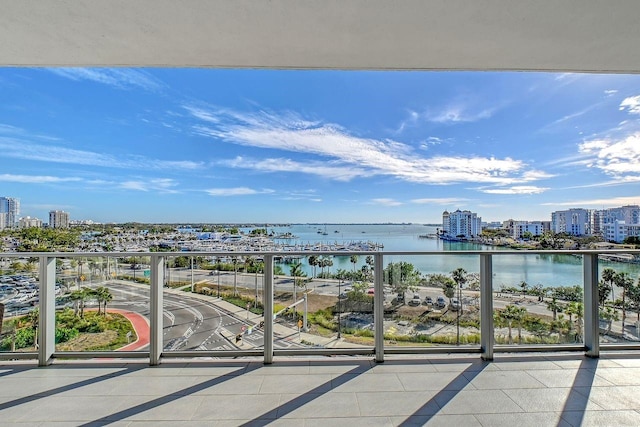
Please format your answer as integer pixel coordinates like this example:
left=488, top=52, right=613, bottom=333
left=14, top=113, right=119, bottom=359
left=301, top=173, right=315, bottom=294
left=374, top=253, right=384, bottom=363
left=264, top=255, right=274, bottom=364
left=150, top=254, right=165, bottom=365
left=584, top=253, right=599, bottom=358
left=480, top=253, right=494, bottom=361
left=38, top=256, right=56, bottom=366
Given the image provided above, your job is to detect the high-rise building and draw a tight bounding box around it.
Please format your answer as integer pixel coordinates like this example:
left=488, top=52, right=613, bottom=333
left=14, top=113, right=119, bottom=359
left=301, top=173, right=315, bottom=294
left=551, top=208, right=591, bottom=236
left=596, top=205, right=640, bottom=243
left=442, top=209, right=482, bottom=239
left=0, top=197, right=20, bottom=229
left=49, top=210, right=70, bottom=228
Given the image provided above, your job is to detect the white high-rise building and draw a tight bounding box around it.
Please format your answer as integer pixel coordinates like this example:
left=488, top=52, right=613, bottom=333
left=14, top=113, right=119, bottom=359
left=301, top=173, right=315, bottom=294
left=442, top=209, right=482, bottom=239
left=49, top=210, right=70, bottom=228
left=0, top=197, right=20, bottom=229
left=597, top=205, right=640, bottom=243
left=551, top=208, right=591, bottom=236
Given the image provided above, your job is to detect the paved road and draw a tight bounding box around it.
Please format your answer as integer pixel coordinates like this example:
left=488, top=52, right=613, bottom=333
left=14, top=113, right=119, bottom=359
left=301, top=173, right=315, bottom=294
left=100, top=281, right=304, bottom=351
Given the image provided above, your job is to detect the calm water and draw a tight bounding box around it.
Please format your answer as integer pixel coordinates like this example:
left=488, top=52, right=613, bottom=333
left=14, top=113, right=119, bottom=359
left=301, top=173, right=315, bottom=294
left=263, top=224, right=640, bottom=288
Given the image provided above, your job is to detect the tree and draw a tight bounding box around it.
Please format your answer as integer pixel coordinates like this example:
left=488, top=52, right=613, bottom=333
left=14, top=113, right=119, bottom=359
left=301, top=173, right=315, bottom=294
left=496, top=305, right=525, bottom=344
left=616, top=272, right=634, bottom=336
left=600, top=306, right=619, bottom=335
left=546, top=297, right=564, bottom=321
left=601, top=268, right=617, bottom=304
left=308, top=255, right=318, bottom=278
left=519, top=281, right=529, bottom=297
left=289, top=262, right=307, bottom=302
left=565, top=301, right=584, bottom=341
left=231, top=256, right=239, bottom=296
left=350, top=255, right=358, bottom=273
left=95, top=286, right=113, bottom=315
left=627, top=282, right=640, bottom=322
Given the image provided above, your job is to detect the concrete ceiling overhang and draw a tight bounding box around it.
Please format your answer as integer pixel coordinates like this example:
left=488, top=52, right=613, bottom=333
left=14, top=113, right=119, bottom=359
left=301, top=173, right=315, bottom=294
left=1, top=0, right=639, bottom=73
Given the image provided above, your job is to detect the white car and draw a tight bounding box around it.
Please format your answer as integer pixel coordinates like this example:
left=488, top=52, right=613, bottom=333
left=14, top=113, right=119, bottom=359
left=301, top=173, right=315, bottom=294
left=408, top=294, right=421, bottom=306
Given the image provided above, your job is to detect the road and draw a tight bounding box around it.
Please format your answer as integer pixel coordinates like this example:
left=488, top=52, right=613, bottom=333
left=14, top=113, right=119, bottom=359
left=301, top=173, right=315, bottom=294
left=98, top=281, right=304, bottom=351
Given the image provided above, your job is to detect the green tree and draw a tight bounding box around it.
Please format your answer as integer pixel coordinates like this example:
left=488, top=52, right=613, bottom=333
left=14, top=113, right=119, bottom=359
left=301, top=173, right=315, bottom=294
left=350, top=254, right=358, bottom=273
left=616, top=272, right=634, bottom=336
left=546, top=297, right=564, bottom=321
left=308, top=255, right=318, bottom=278
left=289, top=262, right=307, bottom=302
left=601, top=268, right=617, bottom=304
left=565, top=301, right=584, bottom=341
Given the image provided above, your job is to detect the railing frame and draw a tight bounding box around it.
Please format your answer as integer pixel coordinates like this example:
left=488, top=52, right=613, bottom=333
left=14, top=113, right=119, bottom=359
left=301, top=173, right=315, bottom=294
left=0, top=249, right=638, bottom=364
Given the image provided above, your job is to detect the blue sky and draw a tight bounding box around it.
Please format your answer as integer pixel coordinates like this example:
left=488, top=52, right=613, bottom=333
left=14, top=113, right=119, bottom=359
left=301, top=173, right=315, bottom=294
left=1, top=69, right=639, bottom=224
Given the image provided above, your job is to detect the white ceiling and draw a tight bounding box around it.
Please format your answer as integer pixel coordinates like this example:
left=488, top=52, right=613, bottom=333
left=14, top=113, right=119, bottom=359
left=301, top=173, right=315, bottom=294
left=1, top=0, right=639, bottom=73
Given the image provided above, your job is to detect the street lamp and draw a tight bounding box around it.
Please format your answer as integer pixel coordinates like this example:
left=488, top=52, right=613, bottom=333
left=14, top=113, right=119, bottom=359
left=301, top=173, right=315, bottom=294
left=337, top=277, right=342, bottom=339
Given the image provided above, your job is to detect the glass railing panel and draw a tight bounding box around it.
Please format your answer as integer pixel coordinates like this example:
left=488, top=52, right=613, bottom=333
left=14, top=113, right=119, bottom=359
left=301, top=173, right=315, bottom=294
left=272, top=254, right=375, bottom=351
left=383, top=254, right=480, bottom=348
left=493, top=252, right=584, bottom=347
left=53, top=255, right=149, bottom=353
left=597, top=255, right=640, bottom=345
left=1, top=256, right=40, bottom=354
left=163, top=254, right=265, bottom=352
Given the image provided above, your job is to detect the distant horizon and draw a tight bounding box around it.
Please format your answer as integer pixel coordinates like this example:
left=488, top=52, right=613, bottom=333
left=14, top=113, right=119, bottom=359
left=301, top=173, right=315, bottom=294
left=2, top=69, right=639, bottom=224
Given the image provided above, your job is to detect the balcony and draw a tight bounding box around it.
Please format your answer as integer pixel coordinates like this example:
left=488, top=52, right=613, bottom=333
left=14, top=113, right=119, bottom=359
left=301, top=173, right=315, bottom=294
left=2, top=249, right=640, bottom=424
left=2, top=249, right=640, bottom=364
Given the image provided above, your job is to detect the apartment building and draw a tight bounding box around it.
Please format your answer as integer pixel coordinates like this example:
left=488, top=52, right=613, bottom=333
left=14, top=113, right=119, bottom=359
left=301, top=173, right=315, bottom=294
left=49, top=210, right=70, bottom=228
left=551, top=208, right=591, bottom=236
left=19, top=216, right=43, bottom=228
left=597, top=205, right=640, bottom=243
left=0, top=197, right=20, bottom=230
left=442, top=209, right=482, bottom=239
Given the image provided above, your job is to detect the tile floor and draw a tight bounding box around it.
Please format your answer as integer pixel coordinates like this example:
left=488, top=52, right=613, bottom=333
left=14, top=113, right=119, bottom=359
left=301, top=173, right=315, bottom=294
left=1, top=353, right=640, bottom=426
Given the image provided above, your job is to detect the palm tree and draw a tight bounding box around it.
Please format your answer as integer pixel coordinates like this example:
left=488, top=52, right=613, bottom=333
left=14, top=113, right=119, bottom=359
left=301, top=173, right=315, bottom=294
left=451, top=267, right=467, bottom=305
left=308, top=255, right=318, bottom=278
left=546, top=297, right=564, bottom=321
left=289, top=262, right=306, bottom=302
left=602, top=268, right=617, bottom=304
left=350, top=255, right=358, bottom=273
left=627, top=281, right=640, bottom=322
left=565, top=301, right=584, bottom=341
left=231, top=256, right=239, bottom=296
left=498, top=305, right=523, bottom=344
left=519, top=281, right=529, bottom=297
left=616, top=272, right=634, bottom=336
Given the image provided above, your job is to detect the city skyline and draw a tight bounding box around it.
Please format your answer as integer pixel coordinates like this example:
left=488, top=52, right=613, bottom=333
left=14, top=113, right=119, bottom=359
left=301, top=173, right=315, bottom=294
left=1, top=69, right=640, bottom=224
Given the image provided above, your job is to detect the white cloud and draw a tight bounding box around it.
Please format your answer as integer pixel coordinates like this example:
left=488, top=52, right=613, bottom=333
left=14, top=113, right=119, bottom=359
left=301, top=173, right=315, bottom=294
left=205, top=187, right=273, bottom=197
left=424, top=105, right=496, bottom=124
left=186, top=105, right=548, bottom=186
left=47, top=68, right=164, bottom=91
left=605, top=89, right=618, bottom=96
left=410, top=198, right=469, bottom=205
left=481, top=186, right=549, bottom=195
left=120, top=178, right=179, bottom=193
left=0, top=174, right=82, bottom=184
left=578, top=133, right=640, bottom=176
left=370, top=198, right=403, bottom=206
left=220, top=156, right=373, bottom=181
left=620, top=95, right=640, bottom=115
left=0, top=137, right=203, bottom=171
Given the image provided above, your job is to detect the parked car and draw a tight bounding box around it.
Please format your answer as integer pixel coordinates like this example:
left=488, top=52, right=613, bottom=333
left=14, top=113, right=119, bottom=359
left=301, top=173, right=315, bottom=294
left=436, top=296, right=446, bottom=308
left=408, top=294, right=421, bottom=306
left=450, top=298, right=461, bottom=311
left=396, top=292, right=405, bottom=303
left=424, top=296, right=433, bottom=305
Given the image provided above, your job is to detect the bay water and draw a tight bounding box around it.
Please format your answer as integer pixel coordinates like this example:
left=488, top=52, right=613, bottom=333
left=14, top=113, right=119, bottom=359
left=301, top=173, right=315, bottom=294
left=266, top=224, right=640, bottom=288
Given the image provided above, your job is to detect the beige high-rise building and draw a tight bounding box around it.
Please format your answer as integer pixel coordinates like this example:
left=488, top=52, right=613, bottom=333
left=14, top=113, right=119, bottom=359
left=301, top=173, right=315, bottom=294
left=49, top=210, right=70, bottom=228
